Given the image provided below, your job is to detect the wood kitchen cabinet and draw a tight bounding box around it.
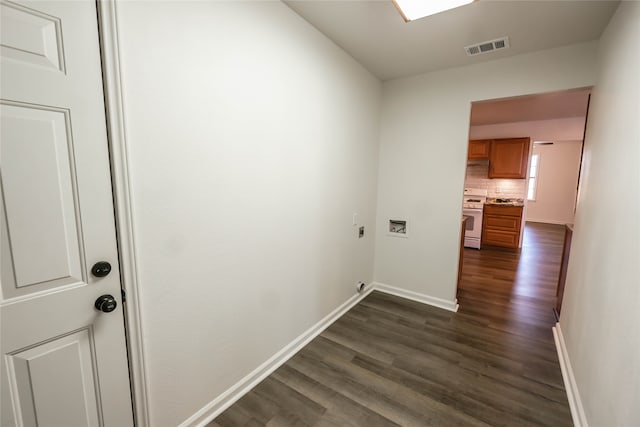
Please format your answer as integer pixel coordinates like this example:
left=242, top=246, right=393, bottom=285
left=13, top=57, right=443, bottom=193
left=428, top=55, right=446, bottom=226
left=488, top=138, right=530, bottom=179
left=468, top=140, right=490, bottom=159
left=482, top=205, right=523, bottom=249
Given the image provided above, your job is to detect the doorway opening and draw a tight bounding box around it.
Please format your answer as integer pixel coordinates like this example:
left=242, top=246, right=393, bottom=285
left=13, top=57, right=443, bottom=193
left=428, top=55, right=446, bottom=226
left=458, top=88, right=591, bottom=329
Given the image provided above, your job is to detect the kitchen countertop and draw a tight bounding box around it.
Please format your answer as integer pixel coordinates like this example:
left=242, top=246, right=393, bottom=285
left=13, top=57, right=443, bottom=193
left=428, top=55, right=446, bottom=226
left=485, top=198, right=525, bottom=207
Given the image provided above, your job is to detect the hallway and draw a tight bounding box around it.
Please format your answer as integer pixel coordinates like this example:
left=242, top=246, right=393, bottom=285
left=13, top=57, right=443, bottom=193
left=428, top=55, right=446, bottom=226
left=211, top=222, right=572, bottom=426
left=458, top=221, right=565, bottom=340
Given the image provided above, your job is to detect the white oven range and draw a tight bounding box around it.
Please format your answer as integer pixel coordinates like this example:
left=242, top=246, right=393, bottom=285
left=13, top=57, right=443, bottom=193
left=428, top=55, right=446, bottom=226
left=462, top=188, right=487, bottom=249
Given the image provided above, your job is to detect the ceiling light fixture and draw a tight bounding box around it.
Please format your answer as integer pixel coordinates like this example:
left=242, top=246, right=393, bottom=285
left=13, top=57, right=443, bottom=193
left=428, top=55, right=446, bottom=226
left=393, top=0, right=475, bottom=22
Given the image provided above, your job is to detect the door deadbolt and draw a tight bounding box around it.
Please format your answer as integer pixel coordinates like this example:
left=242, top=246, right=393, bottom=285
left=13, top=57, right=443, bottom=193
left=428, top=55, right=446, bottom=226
left=91, top=261, right=112, bottom=277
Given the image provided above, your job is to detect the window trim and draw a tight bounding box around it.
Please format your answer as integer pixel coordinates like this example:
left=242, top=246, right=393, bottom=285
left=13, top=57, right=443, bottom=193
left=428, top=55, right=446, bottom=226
left=528, top=153, right=540, bottom=201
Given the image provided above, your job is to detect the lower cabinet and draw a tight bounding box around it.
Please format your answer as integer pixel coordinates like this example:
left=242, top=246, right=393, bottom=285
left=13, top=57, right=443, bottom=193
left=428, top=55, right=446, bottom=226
left=482, top=205, right=523, bottom=249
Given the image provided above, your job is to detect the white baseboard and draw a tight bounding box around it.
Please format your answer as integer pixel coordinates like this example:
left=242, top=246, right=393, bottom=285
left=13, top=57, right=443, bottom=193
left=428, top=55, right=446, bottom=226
left=181, top=282, right=458, bottom=426
left=372, top=282, right=459, bottom=312
left=180, top=284, right=375, bottom=427
left=553, top=323, right=588, bottom=427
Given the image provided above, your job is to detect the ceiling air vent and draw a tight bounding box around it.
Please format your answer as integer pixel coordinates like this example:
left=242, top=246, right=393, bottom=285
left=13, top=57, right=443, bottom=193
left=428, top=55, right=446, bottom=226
left=464, top=37, right=510, bottom=56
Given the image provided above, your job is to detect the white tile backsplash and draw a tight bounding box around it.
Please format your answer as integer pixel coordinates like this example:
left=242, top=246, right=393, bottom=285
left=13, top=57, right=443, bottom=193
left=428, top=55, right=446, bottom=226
left=464, top=163, right=526, bottom=199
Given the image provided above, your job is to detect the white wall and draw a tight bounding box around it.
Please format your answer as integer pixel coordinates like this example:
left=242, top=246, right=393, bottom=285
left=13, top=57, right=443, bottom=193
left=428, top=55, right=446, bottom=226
left=560, top=2, right=640, bottom=426
left=527, top=141, right=583, bottom=224
left=375, top=42, right=598, bottom=303
left=115, top=2, right=381, bottom=425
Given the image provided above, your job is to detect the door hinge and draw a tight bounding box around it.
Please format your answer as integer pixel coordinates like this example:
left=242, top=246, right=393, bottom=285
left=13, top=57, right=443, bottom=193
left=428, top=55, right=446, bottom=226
left=121, top=289, right=126, bottom=303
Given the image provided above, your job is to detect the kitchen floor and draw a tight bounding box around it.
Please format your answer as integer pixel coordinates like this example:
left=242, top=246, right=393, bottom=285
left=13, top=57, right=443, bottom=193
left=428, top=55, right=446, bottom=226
left=459, top=221, right=565, bottom=332
left=211, top=221, right=571, bottom=426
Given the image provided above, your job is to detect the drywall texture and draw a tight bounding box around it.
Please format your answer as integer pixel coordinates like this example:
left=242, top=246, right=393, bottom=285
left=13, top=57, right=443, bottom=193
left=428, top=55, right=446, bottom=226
left=526, top=141, right=583, bottom=224
left=560, top=2, right=640, bottom=426
left=115, top=2, right=381, bottom=425
left=375, top=42, right=598, bottom=302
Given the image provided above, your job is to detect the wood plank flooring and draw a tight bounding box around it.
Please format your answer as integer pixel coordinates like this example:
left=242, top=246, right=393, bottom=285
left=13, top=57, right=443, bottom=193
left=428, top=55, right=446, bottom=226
left=210, top=222, right=572, bottom=426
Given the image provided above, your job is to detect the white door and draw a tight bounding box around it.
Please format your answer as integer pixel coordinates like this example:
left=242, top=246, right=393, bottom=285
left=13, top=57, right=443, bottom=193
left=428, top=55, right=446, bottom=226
left=0, top=0, right=133, bottom=426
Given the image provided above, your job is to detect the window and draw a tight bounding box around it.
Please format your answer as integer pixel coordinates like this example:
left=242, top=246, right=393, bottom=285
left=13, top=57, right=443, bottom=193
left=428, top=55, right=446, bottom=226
left=527, top=154, right=540, bottom=201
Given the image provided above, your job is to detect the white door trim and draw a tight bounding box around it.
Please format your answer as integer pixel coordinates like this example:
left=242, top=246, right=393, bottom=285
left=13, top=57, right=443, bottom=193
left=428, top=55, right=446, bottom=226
left=96, top=2, right=150, bottom=426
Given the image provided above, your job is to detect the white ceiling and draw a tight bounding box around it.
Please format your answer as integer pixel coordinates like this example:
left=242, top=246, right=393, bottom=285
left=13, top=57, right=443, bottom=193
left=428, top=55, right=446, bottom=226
left=285, top=0, right=619, bottom=81
left=470, top=88, right=591, bottom=126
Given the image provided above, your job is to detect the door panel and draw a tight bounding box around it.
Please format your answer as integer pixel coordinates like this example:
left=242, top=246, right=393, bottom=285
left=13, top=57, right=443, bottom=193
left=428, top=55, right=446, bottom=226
left=0, top=1, right=65, bottom=72
left=1, top=1, right=133, bottom=426
left=7, top=329, right=100, bottom=427
left=1, top=102, right=84, bottom=293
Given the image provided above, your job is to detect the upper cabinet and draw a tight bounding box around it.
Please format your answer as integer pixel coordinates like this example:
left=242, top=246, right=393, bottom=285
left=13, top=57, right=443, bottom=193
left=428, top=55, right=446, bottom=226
left=468, top=140, right=490, bottom=159
left=488, top=138, right=530, bottom=179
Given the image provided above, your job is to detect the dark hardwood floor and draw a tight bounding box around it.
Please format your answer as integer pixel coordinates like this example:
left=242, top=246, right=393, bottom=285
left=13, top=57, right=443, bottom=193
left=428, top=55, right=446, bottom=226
left=211, top=222, right=571, bottom=426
